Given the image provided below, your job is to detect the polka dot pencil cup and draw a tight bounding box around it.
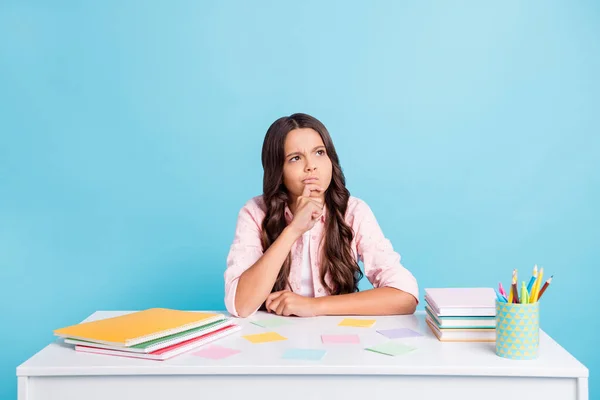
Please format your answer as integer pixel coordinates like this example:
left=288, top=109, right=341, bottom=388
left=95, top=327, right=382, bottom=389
left=495, top=300, right=539, bottom=360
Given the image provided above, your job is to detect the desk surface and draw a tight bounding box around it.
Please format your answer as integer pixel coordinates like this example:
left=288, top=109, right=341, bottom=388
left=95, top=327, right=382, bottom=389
left=17, top=310, right=588, bottom=378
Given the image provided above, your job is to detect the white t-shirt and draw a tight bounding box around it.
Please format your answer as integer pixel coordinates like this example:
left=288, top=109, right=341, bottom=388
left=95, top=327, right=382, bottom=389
left=298, top=230, right=315, bottom=297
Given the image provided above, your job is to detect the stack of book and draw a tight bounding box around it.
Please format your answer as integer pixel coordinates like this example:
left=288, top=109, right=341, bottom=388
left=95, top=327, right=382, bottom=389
left=54, top=308, right=240, bottom=360
left=425, top=288, right=496, bottom=342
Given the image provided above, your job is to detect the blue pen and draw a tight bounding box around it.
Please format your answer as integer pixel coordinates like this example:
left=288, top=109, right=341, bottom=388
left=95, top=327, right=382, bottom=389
left=527, top=265, right=538, bottom=293
left=495, top=289, right=507, bottom=303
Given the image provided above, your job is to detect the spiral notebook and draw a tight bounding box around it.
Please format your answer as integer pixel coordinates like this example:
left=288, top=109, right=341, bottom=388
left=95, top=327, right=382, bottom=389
left=64, top=319, right=233, bottom=353
left=54, top=308, right=225, bottom=347
left=75, top=324, right=241, bottom=361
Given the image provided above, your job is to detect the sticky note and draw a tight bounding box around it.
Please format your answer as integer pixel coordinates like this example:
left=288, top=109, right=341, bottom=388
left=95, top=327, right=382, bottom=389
left=366, top=341, right=416, bottom=356
left=338, top=318, right=376, bottom=328
left=376, top=328, right=423, bottom=339
left=242, top=331, right=287, bottom=344
left=321, top=334, right=360, bottom=344
left=250, top=318, right=293, bottom=329
left=282, top=348, right=327, bottom=361
left=192, top=345, right=241, bottom=359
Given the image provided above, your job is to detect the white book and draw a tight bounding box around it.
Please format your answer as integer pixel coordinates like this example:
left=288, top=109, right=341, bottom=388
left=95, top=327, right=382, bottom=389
left=75, top=324, right=241, bottom=361
left=425, top=288, right=496, bottom=317
left=426, top=317, right=495, bottom=342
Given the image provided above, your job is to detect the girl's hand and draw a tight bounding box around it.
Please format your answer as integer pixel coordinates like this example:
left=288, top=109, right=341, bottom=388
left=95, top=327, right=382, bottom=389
left=287, top=184, right=325, bottom=237
left=265, top=290, right=319, bottom=317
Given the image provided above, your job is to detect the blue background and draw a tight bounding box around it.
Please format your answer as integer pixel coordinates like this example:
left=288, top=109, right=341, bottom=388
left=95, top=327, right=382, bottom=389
left=1, top=1, right=598, bottom=398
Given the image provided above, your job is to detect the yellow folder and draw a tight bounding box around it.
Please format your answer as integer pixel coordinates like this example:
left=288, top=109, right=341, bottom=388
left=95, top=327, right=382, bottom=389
left=54, top=308, right=225, bottom=347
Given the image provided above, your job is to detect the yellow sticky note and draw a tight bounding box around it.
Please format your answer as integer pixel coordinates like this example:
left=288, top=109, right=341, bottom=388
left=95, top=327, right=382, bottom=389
left=338, top=318, right=376, bottom=328
left=242, top=331, right=287, bottom=344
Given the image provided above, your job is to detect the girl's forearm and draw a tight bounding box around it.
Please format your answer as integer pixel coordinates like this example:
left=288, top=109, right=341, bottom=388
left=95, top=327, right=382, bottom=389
left=313, top=287, right=417, bottom=316
left=234, top=226, right=300, bottom=317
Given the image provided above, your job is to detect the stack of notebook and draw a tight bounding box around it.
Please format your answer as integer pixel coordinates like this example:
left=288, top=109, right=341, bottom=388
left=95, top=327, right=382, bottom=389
left=425, top=288, right=496, bottom=342
left=54, top=308, right=241, bottom=360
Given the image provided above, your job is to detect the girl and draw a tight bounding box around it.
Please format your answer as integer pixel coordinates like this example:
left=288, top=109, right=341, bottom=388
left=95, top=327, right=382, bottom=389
left=224, top=113, right=418, bottom=318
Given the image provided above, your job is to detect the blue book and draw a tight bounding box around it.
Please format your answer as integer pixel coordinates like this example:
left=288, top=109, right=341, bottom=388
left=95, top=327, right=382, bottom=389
left=425, top=306, right=495, bottom=329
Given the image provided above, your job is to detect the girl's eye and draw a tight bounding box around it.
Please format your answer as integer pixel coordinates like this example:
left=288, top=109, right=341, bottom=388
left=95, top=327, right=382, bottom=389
left=316, top=150, right=325, bottom=156
left=290, top=156, right=300, bottom=162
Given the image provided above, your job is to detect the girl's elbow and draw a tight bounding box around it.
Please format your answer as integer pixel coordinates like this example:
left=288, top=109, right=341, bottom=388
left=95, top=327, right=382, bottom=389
left=233, top=299, right=251, bottom=318
left=233, top=297, right=259, bottom=318
left=236, top=306, right=253, bottom=318
left=404, top=299, right=417, bottom=314
left=396, top=290, right=418, bottom=315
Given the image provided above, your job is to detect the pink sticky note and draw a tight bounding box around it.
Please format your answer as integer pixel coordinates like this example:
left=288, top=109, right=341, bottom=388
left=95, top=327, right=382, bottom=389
left=321, top=334, right=360, bottom=344
left=192, top=345, right=241, bottom=360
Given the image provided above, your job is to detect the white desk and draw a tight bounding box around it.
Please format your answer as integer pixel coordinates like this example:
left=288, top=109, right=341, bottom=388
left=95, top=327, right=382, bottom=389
left=17, top=311, right=588, bottom=400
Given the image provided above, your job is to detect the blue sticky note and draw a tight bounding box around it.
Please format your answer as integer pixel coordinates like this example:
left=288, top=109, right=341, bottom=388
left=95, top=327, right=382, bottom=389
left=282, top=348, right=327, bottom=361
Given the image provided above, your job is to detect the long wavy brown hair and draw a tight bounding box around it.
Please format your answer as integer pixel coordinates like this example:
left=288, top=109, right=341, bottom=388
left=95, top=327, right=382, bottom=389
left=260, top=113, right=363, bottom=295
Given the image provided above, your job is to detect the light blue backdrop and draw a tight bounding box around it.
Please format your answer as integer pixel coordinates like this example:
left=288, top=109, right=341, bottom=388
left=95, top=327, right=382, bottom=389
left=1, top=1, right=598, bottom=398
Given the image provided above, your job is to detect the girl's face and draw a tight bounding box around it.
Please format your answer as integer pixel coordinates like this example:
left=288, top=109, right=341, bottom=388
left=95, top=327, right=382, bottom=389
left=282, top=128, right=332, bottom=200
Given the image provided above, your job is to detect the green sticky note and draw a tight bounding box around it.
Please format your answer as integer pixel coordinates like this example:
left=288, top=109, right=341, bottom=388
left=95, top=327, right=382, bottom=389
left=366, top=341, right=416, bottom=356
left=250, top=318, right=293, bottom=329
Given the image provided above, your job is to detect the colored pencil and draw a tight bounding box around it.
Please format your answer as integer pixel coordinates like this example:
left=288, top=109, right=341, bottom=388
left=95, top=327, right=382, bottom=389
left=531, top=267, right=544, bottom=302
left=536, top=276, right=553, bottom=301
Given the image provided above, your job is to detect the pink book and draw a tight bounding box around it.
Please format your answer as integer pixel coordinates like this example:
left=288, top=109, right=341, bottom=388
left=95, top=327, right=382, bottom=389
left=424, top=288, right=495, bottom=316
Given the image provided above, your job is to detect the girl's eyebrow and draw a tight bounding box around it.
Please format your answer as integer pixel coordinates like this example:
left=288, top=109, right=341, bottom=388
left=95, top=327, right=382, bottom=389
left=285, top=145, right=326, bottom=158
